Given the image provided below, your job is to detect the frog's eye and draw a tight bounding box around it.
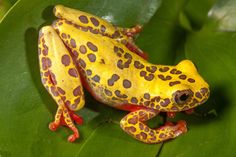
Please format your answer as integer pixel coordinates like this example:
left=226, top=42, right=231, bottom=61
left=173, top=90, right=193, bottom=105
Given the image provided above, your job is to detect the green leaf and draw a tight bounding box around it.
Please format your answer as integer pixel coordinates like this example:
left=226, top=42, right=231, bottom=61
left=1, top=0, right=236, bottom=156
left=0, top=0, right=11, bottom=20
left=158, top=0, right=236, bottom=156
left=0, top=0, right=161, bottom=157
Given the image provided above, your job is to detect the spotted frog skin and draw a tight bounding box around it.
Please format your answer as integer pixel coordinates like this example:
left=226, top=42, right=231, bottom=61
left=38, top=5, right=210, bottom=143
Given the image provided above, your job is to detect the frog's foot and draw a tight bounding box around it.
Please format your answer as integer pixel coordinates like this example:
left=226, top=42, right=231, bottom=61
left=48, top=105, right=82, bottom=142
left=167, top=112, right=176, bottom=118
left=159, top=120, right=187, bottom=138
left=49, top=110, right=83, bottom=131
left=120, top=109, right=187, bottom=144
left=121, top=25, right=143, bottom=38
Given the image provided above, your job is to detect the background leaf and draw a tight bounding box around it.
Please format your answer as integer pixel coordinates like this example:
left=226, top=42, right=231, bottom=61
left=0, top=0, right=11, bottom=20
left=1, top=0, right=236, bottom=157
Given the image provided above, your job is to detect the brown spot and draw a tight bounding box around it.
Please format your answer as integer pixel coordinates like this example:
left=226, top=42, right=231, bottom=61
left=57, top=87, right=65, bottom=95
left=90, top=17, right=99, bottom=26
left=92, top=75, right=100, bottom=83
left=155, top=96, right=161, bottom=102
left=148, top=130, right=155, bottom=138
left=183, top=106, right=190, bottom=110
left=65, top=100, right=71, bottom=108
left=176, top=70, right=182, bottom=74
left=90, top=29, right=99, bottom=34
left=144, top=93, right=150, bottom=100
left=100, top=59, right=105, bottom=64
left=139, top=123, right=144, bottom=130
left=42, top=45, right=48, bottom=56
left=72, top=98, right=80, bottom=109
left=41, top=57, right=52, bottom=70
left=61, top=33, right=67, bottom=39
left=87, top=53, right=96, bottom=62
left=145, top=74, right=154, bottom=81
left=171, top=106, right=179, bottom=111
left=104, top=89, right=112, bottom=96
left=144, top=101, right=150, bottom=106
left=200, top=88, right=208, bottom=95
left=140, top=132, right=147, bottom=139
left=179, top=74, right=187, bottom=80
left=146, top=66, right=157, bottom=73
left=160, top=98, right=171, bottom=107
left=114, top=46, right=119, bottom=52
left=101, top=25, right=106, bottom=33
left=128, top=116, right=138, bottom=125
left=87, top=42, right=98, bottom=52
left=112, top=31, right=120, bottom=38
left=107, top=74, right=120, bottom=86
left=114, top=90, right=128, bottom=98
left=134, top=61, right=144, bottom=69
left=61, top=54, right=70, bottom=66
left=123, top=79, right=132, bottom=88
left=158, top=74, right=172, bottom=81
left=68, top=68, right=78, bottom=78
left=70, top=39, right=76, bottom=48
left=117, top=60, right=123, bottom=69
left=131, top=97, right=138, bottom=104
left=124, top=53, right=132, bottom=59
left=78, top=59, right=86, bottom=68
left=195, top=92, right=202, bottom=99
left=189, top=98, right=198, bottom=107
left=140, top=71, right=147, bottom=77
left=79, top=45, right=87, bottom=54
left=50, top=86, right=59, bottom=97
left=187, top=78, right=195, bottom=83
left=65, top=20, right=72, bottom=25
left=170, top=69, right=182, bottom=74
left=117, top=58, right=132, bottom=70
left=73, top=86, right=82, bottom=96
left=159, top=133, right=166, bottom=138
left=86, top=69, right=92, bottom=76
left=79, top=15, right=88, bottom=23
left=169, top=81, right=181, bottom=86
left=125, top=126, right=136, bottom=133
left=72, top=50, right=79, bottom=58
left=150, top=103, right=155, bottom=108
left=159, top=67, right=169, bottom=72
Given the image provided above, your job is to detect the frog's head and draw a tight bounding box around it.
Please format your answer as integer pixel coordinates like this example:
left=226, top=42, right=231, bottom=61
left=156, top=60, right=210, bottom=112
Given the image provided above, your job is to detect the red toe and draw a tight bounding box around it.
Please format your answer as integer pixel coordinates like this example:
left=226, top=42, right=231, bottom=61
left=49, top=122, right=59, bottom=131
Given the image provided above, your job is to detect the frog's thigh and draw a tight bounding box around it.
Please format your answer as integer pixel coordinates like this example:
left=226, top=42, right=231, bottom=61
left=38, top=26, right=85, bottom=111
left=120, top=109, right=187, bottom=144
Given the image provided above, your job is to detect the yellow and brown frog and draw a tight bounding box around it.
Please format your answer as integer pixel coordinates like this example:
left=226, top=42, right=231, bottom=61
left=38, top=5, right=210, bottom=143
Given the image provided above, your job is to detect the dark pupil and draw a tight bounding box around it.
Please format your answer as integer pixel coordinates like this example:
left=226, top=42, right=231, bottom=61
left=179, top=94, right=189, bottom=101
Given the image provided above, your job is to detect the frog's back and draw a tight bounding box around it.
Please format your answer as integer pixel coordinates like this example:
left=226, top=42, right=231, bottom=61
left=53, top=19, right=157, bottom=106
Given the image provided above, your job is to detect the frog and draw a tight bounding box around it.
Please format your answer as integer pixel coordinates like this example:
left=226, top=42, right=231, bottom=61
left=38, top=5, right=210, bottom=144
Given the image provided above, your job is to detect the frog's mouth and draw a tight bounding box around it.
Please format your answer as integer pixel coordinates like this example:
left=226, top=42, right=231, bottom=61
left=167, top=109, right=194, bottom=118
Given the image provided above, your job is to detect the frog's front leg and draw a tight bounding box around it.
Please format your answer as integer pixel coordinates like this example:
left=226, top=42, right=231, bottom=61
left=120, top=109, right=187, bottom=143
left=38, top=26, right=85, bottom=142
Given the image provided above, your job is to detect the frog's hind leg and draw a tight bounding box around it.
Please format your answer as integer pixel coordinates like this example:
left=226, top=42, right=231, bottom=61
left=53, top=5, right=148, bottom=60
left=38, top=26, right=85, bottom=142
left=120, top=109, right=187, bottom=143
